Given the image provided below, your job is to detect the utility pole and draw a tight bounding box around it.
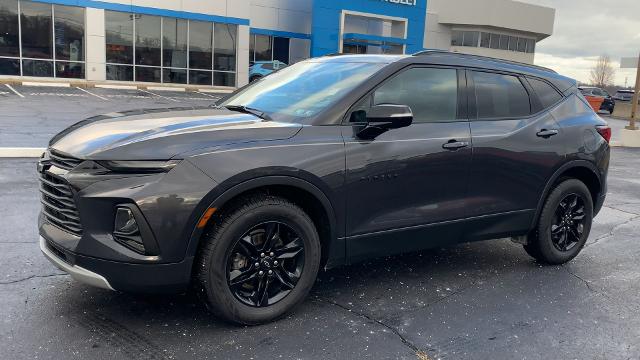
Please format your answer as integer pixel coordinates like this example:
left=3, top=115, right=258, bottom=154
left=628, top=52, right=640, bottom=130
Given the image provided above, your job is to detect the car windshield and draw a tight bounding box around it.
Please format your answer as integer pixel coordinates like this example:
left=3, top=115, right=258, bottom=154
left=221, top=60, right=386, bottom=123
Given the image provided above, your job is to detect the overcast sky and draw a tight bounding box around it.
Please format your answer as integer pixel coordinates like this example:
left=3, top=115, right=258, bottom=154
left=521, top=0, right=639, bottom=87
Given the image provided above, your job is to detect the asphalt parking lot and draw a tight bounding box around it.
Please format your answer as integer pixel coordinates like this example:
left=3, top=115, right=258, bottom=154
left=1, top=147, right=639, bottom=359
left=0, top=84, right=223, bottom=148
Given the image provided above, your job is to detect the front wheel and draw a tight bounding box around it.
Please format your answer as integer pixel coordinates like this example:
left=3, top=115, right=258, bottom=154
left=195, top=196, right=321, bottom=325
left=524, top=179, right=593, bottom=264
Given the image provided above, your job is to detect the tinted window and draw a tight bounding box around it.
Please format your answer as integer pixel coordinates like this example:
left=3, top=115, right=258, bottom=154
left=135, top=14, right=161, bottom=66
left=0, top=0, right=20, bottom=57
left=373, top=67, right=458, bottom=123
left=105, top=11, right=133, bottom=64
left=273, top=36, right=289, bottom=64
left=20, top=1, right=52, bottom=59
left=462, top=31, right=479, bottom=47
left=162, top=18, right=187, bottom=68
left=473, top=72, right=530, bottom=119
left=528, top=78, right=563, bottom=109
left=214, top=23, right=236, bottom=71
left=54, top=5, right=84, bottom=61
left=480, top=32, right=490, bottom=48
left=189, top=20, right=212, bottom=69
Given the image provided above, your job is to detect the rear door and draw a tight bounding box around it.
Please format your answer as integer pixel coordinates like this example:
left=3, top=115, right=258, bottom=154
left=465, top=70, right=566, bottom=240
left=343, top=66, right=473, bottom=262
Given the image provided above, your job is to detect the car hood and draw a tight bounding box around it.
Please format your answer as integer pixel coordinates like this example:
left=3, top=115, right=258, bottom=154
left=49, top=107, right=302, bottom=160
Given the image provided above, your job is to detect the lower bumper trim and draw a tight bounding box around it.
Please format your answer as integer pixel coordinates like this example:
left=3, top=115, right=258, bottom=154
left=39, top=236, right=114, bottom=291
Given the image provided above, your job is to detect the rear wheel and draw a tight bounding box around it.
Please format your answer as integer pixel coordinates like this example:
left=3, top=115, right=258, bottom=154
left=195, top=196, right=321, bottom=325
left=524, top=179, right=593, bottom=264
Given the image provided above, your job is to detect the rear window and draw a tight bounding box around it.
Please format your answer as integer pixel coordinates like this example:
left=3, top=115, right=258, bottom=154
left=529, top=78, right=563, bottom=109
left=473, top=71, right=531, bottom=119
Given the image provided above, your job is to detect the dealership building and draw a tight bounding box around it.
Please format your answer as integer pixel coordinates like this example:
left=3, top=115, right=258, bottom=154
left=0, top=0, right=555, bottom=88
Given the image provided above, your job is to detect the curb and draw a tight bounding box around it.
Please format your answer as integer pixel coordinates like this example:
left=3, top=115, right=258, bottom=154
left=0, top=148, right=45, bottom=158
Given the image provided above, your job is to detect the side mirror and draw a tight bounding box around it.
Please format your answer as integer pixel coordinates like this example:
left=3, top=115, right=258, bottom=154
left=357, top=104, right=413, bottom=139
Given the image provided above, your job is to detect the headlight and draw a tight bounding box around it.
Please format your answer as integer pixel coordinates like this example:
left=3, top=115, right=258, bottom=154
left=97, top=160, right=180, bottom=173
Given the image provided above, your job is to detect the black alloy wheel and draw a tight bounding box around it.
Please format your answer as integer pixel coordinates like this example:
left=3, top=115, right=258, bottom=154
left=550, top=194, right=586, bottom=252
left=195, top=195, right=321, bottom=325
left=227, top=221, right=305, bottom=307
left=524, top=179, right=593, bottom=265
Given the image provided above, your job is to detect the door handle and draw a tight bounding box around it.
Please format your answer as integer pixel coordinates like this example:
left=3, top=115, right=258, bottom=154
left=536, top=129, right=559, bottom=138
left=442, top=140, right=469, bottom=150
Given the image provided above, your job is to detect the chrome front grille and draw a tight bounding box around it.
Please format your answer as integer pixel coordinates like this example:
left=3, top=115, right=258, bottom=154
left=49, top=150, right=83, bottom=171
left=39, top=170, right=83, bottom=236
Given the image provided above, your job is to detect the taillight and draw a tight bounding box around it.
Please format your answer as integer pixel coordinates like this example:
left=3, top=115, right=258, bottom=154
left=596, top=125, right=611, bottom=143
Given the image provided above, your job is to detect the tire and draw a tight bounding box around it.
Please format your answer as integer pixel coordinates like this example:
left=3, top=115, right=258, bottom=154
left=195, top=195, right=321, bottom=325
left=524, top=179, right=593, bottom=265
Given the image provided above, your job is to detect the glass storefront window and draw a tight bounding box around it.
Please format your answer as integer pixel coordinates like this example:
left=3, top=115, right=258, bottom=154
left=54, top=5, right=84, bottom=62
left=163, top=68, right=187, bottom=84
left=253, top=34, right=272, bottom=62
left=106, top=11, right=133, bottom=65
left=106, top=64, right=133, bottom=81
left=55, top=61, right=84, bottom=78
left=163, top=17, right=187, bottom=68
left=0, top=57, right=20, bottom=75
left=214, top=71, right=235, bottom=87
left=272, top=37, right=289, bottom=64
left=189, top=70, right=211, bottom=85
left=135, top=66, right=161, bottom=82
left=0, top=0, right=20, bottom=57
left=214, top=23, right=236, bottom=71
left=1, top=1, right=85, bottom=77
left=22, top=59, right=53, bottom=77
left=20, top=1, right=52, bottom=59
left=135, top=14, right=160, bottom=66
left=189, top=20, right=212, bottom=70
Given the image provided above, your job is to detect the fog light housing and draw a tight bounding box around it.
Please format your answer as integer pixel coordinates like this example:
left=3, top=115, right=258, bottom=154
left=115, top=207, right=139, bottom=235
left=114, top=206, right=145, bottom=254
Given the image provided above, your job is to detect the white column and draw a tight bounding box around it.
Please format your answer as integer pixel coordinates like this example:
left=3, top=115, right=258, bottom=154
left=85, top=8, right=106, bottom=81
left=236, top=24, right=250, bottom=87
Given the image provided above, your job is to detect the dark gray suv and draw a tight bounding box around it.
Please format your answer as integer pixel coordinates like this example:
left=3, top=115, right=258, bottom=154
left=39, top=51, right=610, bottom=324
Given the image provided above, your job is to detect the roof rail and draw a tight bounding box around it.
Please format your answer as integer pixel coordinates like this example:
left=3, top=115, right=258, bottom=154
left=413, top=50, right=557, bottom=74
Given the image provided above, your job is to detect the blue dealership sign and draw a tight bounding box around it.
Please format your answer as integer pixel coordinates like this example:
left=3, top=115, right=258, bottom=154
left=311, top=0, right=427, bottom=57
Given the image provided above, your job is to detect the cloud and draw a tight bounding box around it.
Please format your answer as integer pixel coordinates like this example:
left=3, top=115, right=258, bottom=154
left=520, top=0, right=640, bottom=86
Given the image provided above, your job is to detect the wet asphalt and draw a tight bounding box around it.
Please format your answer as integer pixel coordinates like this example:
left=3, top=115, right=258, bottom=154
left=0, top=147, right=639, bottom=359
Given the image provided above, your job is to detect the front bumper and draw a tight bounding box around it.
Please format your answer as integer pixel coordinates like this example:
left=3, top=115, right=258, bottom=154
left=40, top=236, right=114, bottom=290
left=37, top=155, right=218, bottom=293
left=40, top=234, right=195, bottom=293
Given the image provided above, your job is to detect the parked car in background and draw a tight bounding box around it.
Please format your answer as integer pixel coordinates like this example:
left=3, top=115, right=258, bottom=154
left=39, top=52, right=610, bottom=325
left=613, top=89, right=635, bottom=102
left=579, top=86, right=615, bottom=114
left=249, top=60, right=288, bottom=82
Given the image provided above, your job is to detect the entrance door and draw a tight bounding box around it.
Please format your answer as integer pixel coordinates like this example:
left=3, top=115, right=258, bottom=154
left=343, top=67, right=472, bottom=262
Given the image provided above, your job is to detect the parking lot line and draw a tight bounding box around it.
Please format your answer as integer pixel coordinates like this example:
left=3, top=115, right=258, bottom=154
left=139, top=89, right=180, bottom=102
left=196, top=91, right=221, bottom=99
left=22, top=81, right=70, bottom=87
left=0, top=147, right=45, bottom=158
left=75, top=87, right=109, bottom=101
left=5, top=84, right=25, bottom=98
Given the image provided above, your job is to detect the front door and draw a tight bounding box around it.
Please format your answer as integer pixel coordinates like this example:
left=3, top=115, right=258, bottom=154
left=343, top=66, right=472, bottom=262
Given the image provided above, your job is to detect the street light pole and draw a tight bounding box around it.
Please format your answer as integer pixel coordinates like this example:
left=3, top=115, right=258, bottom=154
left=627, top=52, right=640, bottom=130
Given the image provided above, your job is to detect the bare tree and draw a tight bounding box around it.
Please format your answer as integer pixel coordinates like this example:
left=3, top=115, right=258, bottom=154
left=589, top=55, right=616, bottom=87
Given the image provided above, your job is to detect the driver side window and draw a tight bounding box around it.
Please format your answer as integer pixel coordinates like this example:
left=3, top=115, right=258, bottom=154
left=373, top=67, right=459, bottom=123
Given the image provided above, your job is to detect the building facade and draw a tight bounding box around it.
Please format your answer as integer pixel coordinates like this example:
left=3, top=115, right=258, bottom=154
left=0, top=0, right=554, bottom=88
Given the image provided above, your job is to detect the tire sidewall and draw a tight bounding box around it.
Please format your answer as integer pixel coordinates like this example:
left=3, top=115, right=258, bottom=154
left=204, top=201, right=320, bottom=324
left=536, top=179, right=593, bottom=264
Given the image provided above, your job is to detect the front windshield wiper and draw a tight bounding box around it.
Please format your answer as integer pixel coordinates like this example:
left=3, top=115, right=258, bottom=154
left=223, top=105, right=272, bottom=121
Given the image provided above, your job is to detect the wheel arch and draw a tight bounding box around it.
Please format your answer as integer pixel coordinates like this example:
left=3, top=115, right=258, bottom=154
left=186, top=175, right=342, bottom=271
left=531, top=160, right=603, bottom=229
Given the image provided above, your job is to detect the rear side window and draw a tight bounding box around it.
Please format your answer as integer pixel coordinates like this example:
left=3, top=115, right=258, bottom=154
left=373, top=67, right=458, bottom=123
left=473, top=72, right=530, bottom=119
left=528, top=78, right=563, bottom=109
